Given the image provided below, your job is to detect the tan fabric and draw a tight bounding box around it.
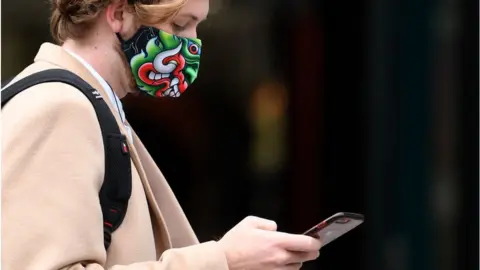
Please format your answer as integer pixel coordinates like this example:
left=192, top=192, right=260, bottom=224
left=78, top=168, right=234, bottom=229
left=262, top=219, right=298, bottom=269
left=1, top=43, right=229, bottom=270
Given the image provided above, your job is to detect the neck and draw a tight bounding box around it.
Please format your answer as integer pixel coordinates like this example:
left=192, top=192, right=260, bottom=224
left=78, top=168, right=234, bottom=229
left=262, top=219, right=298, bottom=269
left=62, top=37, right=129, bottom=98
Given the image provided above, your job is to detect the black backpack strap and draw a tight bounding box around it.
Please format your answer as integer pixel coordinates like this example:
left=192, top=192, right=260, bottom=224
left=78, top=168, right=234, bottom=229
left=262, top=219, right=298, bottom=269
left=1, top=69, right=132, bottom=251
left=1, top=77, right=13, bottom=88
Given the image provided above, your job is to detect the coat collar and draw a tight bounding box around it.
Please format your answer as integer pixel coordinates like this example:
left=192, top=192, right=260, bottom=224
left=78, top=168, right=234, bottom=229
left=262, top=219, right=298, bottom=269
left=34, top=43, right=105, bottom=97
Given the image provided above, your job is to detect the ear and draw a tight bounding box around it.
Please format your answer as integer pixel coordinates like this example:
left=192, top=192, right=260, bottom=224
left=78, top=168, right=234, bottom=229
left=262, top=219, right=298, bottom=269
left=105, top=0, right=127, bottom=33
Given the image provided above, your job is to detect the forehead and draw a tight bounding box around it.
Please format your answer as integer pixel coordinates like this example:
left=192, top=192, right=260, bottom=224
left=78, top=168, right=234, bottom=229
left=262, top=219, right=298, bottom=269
left=175, top=0, right=209, bottom=21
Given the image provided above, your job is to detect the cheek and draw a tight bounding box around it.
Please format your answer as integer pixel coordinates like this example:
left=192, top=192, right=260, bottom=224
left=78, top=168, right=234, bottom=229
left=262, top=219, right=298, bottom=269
left=121, top=14, right=141, bottom=38
left=182, top=27, right=198, bottom=39
left=155, top=23, right=174, bottom=35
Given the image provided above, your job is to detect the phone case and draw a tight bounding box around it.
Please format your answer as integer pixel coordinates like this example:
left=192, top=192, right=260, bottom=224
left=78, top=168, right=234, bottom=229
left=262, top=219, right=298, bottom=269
left=303, top=212, right=364, bottom=247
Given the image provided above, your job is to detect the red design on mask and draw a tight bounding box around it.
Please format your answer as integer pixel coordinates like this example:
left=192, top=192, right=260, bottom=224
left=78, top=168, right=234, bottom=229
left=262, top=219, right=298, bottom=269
left=138, top=52, right=188, bottom=97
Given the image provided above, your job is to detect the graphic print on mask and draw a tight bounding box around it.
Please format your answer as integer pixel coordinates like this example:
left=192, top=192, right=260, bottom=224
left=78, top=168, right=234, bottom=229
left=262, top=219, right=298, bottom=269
left=122, top=27, right=202, bottom=97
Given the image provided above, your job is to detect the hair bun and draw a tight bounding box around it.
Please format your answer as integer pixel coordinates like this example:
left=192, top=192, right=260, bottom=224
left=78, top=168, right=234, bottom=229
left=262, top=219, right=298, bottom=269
left=54, top=0, right=80, bottom=18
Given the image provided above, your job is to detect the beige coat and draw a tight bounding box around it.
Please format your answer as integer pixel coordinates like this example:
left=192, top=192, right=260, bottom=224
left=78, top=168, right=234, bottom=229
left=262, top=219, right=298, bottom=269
left=2, top=43, right=229, bottom=270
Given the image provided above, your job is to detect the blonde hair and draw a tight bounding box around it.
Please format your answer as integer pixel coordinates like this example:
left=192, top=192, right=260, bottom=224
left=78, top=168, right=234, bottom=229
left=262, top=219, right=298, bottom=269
left=50, top=0, right=187, bottom=44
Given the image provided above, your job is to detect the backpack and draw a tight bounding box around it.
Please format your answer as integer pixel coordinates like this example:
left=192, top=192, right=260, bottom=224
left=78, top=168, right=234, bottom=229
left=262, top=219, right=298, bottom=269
left=1, top=69, right=132, bottom=251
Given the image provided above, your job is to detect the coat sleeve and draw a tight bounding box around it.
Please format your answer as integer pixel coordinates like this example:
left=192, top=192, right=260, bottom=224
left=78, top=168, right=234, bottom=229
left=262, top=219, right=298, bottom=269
left=1, top=83, right=229, bottom=270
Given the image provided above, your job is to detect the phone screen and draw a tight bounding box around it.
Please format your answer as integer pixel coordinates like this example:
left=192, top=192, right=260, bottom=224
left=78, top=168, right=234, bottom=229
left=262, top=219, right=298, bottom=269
left=303, top=212, right=364, bottom=247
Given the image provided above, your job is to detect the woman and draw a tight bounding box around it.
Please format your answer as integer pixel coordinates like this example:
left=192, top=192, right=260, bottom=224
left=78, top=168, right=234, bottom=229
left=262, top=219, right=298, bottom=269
left=1, top=0, right=321, bottom=269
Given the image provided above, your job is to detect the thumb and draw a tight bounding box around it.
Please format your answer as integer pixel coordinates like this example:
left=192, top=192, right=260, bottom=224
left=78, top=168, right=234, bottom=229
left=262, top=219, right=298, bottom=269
left=241, top=216, right=277, bottom=231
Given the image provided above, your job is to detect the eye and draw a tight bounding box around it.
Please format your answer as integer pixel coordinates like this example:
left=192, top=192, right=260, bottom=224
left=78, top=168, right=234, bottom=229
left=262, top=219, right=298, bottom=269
left=172, top=23, right=186, bottom=33
left=188, top=43, right=200, bottom=55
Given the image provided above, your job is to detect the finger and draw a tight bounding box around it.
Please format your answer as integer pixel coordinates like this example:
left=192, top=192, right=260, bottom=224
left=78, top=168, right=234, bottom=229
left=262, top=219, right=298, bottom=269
left=273, top=232, right=322, bottom=251
left=285, top=251, right=320, bottom=264
left=241, top=216, right=277, bottom=231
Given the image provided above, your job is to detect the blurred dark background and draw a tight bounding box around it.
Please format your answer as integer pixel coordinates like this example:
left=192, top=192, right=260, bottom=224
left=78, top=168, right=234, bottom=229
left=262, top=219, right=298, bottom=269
left=2, top=0, right=479, bottom=269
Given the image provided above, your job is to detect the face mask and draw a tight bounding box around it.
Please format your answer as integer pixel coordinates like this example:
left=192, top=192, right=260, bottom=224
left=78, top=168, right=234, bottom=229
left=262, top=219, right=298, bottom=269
left=117, top=26, right=202, bottom=98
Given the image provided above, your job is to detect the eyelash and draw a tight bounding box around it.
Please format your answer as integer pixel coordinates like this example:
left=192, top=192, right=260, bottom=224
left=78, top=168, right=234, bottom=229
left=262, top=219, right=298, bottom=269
left=172, top=23, right=186, bottom=33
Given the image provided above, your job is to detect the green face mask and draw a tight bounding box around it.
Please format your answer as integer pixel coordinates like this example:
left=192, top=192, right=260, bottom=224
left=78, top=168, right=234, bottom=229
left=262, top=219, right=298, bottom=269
left=118, top=26, right=202, bottom=98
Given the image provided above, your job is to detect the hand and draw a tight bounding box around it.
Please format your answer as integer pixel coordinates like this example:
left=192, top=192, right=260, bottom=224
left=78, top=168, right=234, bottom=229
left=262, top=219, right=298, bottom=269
left=218, top=216, right=322, bottom=270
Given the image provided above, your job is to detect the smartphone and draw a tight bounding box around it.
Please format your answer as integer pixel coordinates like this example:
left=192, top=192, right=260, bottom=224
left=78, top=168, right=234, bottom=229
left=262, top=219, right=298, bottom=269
left=303, top=212, right=364, bottom=247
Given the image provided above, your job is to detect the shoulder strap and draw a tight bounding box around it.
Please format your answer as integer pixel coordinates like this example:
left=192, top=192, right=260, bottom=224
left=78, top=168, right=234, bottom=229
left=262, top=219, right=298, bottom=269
left=1, top=69, right=132, bottom=251
left=1, top=77, right=13, bottom=88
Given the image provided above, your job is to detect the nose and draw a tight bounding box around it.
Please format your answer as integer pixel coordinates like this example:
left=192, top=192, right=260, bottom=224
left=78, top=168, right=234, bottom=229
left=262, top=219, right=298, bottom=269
left=183, top=28, right=198, bottom=39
